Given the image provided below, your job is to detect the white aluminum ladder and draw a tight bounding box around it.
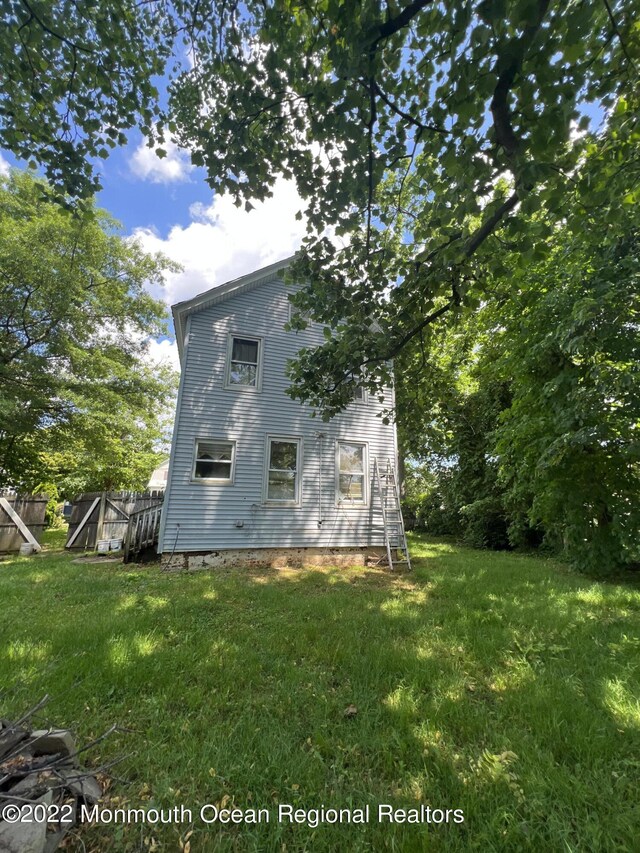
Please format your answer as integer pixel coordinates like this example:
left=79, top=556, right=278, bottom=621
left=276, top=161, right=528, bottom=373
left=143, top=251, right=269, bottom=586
left=373, top=458, right=412, bottom=571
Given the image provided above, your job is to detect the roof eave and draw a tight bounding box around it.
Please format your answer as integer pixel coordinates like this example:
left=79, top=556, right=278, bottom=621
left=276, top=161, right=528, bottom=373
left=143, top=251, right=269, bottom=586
left=172, top=254, right=298, bottom=364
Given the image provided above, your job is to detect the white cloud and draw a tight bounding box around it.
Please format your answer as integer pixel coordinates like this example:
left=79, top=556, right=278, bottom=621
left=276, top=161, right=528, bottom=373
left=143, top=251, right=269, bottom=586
left=145, top=337, right=181, bottom=372
left=130, top=138, right=194, bottom=184
left=132, top=176, right=307, bottom=306
left=0, top=153, right=11, bottom=177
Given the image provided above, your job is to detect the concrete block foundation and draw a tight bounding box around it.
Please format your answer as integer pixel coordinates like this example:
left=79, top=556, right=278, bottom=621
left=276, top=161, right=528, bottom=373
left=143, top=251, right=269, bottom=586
left=161, top=546, right=389, bottom=572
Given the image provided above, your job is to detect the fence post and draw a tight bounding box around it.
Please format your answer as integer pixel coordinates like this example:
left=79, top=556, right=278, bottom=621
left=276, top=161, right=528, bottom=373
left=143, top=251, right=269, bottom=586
left=96, top=491, right=107, bottom=545
left=123, top=513, right=133, bottom=562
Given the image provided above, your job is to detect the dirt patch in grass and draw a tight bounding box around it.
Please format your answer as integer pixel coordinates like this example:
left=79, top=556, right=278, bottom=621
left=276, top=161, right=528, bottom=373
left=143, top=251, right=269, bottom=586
left=71, top=556, right=123, bottom=565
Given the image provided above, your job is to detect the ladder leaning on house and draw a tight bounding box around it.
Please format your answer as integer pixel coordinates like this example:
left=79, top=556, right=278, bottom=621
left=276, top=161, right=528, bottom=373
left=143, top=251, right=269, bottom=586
left=373, top=458, right=412, bottom=572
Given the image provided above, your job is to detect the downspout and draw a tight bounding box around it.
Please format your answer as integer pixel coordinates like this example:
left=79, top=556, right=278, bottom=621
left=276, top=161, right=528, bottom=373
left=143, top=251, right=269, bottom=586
left=315, top=431, right=325, bottom=528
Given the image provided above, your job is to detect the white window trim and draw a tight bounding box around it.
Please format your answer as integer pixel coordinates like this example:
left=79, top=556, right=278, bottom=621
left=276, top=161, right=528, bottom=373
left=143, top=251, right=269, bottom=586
left=288, top=299, right=311, bottom=325
left=191, top=438, right=237, bottom=484
left=335, top=440, right=369, bottom=507
left=224, top=333, right=263, bottom=392
left=263, top=434, right=302, bottom=506
left=351, top=385, right=368, bottom=405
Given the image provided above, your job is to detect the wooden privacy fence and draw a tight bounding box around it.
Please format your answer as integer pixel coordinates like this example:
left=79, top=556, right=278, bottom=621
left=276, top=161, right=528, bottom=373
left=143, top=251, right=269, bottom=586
left=65, top=491, right=163, bottom=551
left=0, top=490, right=48, bottom=552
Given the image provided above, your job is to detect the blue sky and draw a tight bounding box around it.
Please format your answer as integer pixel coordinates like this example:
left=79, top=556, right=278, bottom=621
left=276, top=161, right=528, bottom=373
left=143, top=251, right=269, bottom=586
left=97, top=140, right=212, bottom=235
left=0, top=133, right=308, bottom=370
left=0, top=94, right=605, bottom=372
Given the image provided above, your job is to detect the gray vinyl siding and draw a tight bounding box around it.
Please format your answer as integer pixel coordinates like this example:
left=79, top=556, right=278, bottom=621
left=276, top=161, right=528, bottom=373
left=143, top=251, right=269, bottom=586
left=159, top=276, right=397, bottom=553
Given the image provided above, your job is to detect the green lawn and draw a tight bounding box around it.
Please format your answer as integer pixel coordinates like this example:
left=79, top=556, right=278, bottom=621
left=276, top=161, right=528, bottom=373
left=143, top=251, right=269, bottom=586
left=1, top=531, right=639, bottom=852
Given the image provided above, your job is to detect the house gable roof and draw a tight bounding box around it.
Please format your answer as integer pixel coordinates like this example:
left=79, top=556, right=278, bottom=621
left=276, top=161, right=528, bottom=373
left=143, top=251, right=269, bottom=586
left=172, top=254, right=297, bottom=363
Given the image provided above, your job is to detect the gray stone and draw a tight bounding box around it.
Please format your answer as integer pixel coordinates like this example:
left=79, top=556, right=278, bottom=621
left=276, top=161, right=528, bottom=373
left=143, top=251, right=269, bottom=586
left=0, top=789, right=52, bottom=853
left=43, top=828, right=69, bottom=853
left=29, top=730, right=75, bottom=758
left=3, top=773, right=49, bottom=807
left=0, top=727, right=28, bottom=760
left=54, top=769, right=101, bottom=803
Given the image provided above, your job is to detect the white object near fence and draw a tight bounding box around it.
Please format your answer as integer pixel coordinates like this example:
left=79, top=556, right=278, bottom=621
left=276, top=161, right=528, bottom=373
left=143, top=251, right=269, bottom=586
left=0, top=497, right=42, bottom=553
left=65, top=491, right=164, bottom=551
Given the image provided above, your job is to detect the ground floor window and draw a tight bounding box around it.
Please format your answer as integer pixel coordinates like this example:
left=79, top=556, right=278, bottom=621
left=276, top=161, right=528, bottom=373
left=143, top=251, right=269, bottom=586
left=265, top=437, right=301, bottom=504
left=337, top=441, right=367, bottom=504
left=193, top=440, right=235, bottom=482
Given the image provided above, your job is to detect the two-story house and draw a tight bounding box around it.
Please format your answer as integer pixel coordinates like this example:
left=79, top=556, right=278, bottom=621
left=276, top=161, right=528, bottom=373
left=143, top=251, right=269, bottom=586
left=158, top=256, right=407, bottom=570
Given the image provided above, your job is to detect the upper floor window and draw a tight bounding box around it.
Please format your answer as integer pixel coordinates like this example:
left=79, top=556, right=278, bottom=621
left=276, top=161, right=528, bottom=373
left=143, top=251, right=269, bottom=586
left=337, top=441, right=368, bottom=505
left=287, top=298, right=312, bottom=329
left=193, top=440, right=235, bottom=483
left=265, top=436, right=301, bottom=504
left=225, top=335, right=262, bottom=390
left=352, top=385, right=366, bottom=403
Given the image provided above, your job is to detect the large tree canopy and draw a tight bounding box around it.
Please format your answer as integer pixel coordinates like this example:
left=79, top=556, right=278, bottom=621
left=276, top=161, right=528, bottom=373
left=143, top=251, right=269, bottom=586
left=0, top=170, right=178, bottom=494
left=396, top=138, right=640, bottom=571
left=2, top=0, right=638, bottom=410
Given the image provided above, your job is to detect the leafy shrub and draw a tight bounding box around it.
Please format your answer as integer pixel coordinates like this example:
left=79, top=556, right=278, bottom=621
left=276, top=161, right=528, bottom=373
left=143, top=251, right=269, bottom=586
left=460, top=497, right=510, bottom=550
left=419, top=490, right=462, bottom=536
left=33, top=481, right=63, bottom=529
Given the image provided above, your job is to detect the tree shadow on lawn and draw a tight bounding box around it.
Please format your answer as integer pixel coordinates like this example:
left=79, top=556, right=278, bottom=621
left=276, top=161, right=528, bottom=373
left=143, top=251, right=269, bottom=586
left=1, top=548, right=639, bottom=851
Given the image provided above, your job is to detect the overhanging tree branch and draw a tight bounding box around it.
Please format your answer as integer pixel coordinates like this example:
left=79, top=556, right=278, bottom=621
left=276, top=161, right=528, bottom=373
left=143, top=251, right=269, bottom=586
left=602, top=0, right=638, bottom=71
left=360, top=190, right=520, bottom=368
left=464, top=192, right=519, bottom=256
left=490, top=0, right=551, bottom=180
left=368, top=79, right=447, bottom=134
left=374, top=0, right=434, bottom=46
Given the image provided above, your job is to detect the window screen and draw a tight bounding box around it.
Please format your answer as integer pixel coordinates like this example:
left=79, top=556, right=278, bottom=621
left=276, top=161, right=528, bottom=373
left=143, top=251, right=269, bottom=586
left=337, top=442, right=366, bottom=502
left=267, top=439, right=299, bottom=501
